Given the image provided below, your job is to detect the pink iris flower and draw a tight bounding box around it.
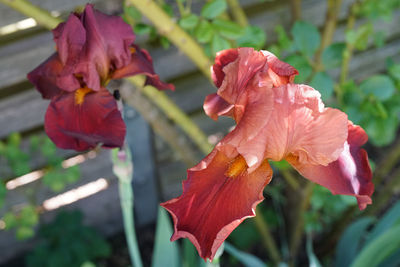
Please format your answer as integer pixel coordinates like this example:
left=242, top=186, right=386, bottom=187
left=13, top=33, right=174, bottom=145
left=161, top=48, right=374, bottom=261
left=28, top=4, right=174, bottom=151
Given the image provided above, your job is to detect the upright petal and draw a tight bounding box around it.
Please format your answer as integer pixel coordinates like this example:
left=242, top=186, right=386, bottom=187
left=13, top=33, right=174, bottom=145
left=212, top=48, right=239, bottom=87
left=52, top=13, right=86, bottom=66
left=27, top=54, right=65, bottom=99
left=161, top=149, right=273, bottom=261
left=218, top=48, right=266, bottom=105
left=45, top=88, right=126, bottom=151
left=77, top=4, right=135, bottom=89
left=111, top=45, right=174, bottom=91
left=287, top=122, right=374, bottom=210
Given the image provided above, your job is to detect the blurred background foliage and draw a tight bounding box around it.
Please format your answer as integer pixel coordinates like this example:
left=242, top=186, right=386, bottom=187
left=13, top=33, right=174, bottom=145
left=1, top=0, right=400, bottom=266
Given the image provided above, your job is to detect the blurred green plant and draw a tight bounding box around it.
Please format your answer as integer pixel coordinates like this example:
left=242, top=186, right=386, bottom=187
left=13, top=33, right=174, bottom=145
left=335, top=201, right=400, bottom=267
left=0, top=132, right=81, bottom=240
left=25, top=210, right=111, bottom=267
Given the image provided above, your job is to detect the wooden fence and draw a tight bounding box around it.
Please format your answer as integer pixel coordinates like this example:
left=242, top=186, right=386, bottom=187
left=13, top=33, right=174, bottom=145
left=0, top=0, right=399, bottom=263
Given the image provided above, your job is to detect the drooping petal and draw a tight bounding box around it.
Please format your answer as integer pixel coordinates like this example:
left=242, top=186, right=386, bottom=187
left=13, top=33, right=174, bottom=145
left=261, top=50, right=298, bottom=86
left=111, top=45, right=174, bottom=91
left=45, top=88, right=126, bottom=151
left=203, top=93, right=234, bottom=120
left=27, top=53, right=65, bottom=99
left=287, top=122, right=374, bottom=210
left=161, top=149, right=273, bottom=261
left=262, top=84, right=348, bottom=165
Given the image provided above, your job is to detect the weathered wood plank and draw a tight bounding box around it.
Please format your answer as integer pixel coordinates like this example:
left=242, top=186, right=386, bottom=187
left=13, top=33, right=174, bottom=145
left=0, top=0, right=374, bottom=92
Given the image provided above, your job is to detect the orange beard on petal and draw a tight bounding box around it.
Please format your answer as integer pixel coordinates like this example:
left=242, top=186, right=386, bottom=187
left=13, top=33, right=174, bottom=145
left=74, top=86, right=93, bottom=105
left=225, top=155, right=248, bottom=178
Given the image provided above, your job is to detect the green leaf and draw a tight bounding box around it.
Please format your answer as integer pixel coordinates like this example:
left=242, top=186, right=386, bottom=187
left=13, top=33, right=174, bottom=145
left=194, top=20, right=214, bottom=43
left=224, top=242, right=266, bottom=267
left=20, top=205, right=39, bottom=227
left=368, top=201, right=400, bottom=244
left=237, top=25, right=267, bottom=49
left=360, top=75, right=396, bottom=101
left=309, top=72, right=334, bottom=100
left=183, top=239, right=198, bottom=267
left=201, top=0, right=227, bottom=19
left=162, top=3, right=174, bottom=17
left=179, top=14, right=199, bottom=30
left=123, top=5, right=141, bottom=21
left=16, top=226, right=35, bottom=240
left=351, top=225, right=400, bottom=267
left=275, top=25, right=292, bottom=50
left=0, top=182, right=6, bottom=208
left=212, top=19, right=244, bottom=40
left=152, top=207, right=180, bottom=267
left=345, top=24, right=373, bottom=51
left=322, top=43, right=346, bottom=69
left=285, top=54, right=312, bottom=83
left=388, top=63, right=400, bottom=81
left=335, top=217, right=374, bottom=267
left=211, top=34, right=231, bottom=55
left=365, top=116, right=398, bottom=146
left=160, top=36, right=170, bottom=49
left=3, top=212, right=17, bottom=229
left=291, top=21, right=321, bottom=58
left=134, top=23, right=153, bottom=35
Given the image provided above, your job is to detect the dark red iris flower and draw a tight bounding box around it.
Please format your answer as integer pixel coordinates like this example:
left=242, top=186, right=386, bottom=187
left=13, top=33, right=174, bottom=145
left=28, top=4, right=174, bottom=151
left=161, top=48, right=374, bottom=261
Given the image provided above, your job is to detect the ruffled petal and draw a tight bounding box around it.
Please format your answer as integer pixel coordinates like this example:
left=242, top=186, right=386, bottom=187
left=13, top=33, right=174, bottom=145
left=203, top=93, right=234, bottom=120
left=27, top=53, right=66, bottom=99
left=262, top=84, right=348, bottom=165
left=45, top=88, right=126, bottom=151
left=287, top=122, right=374, bottom=210
left=261, top=50, right=298, bottom=86
left=75, top=4, right=135, bottom=90
left=218, top=48, right=266, bottom=105
left=212, top=48, right=239, bottom=87
left=111, top=45, right=174, bottom=91
left=161, top=149, right=273, bottom=261
left=52, top=13, right=86, bottom=66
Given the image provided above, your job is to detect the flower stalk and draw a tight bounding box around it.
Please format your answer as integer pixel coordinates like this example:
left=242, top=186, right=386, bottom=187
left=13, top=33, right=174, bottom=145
left=111, top=148, right=143, bottom=267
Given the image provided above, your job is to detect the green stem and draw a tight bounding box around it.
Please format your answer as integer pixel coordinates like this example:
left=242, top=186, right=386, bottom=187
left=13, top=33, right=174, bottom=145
left=289, top=181, right=314, bottom=266
left=339, top=1, right=359, bottom=85
left=314, top=0, right=343, bottom=72
left=226, top=0, right=248, bottom=27
left=0, top=0, right=62, bottom=29
left=253, top=207, right=282, bottom=264
left=127, top=76, right=213, bottom=155
left=112, top=149, right=143, bottom=267
left=280, top=168, right=300, bottom=191
left=289, top=0, right=302, bottom=23
left=119, top=179, right=143, bottom=267
left=127, top=0, right=212, bottom=81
